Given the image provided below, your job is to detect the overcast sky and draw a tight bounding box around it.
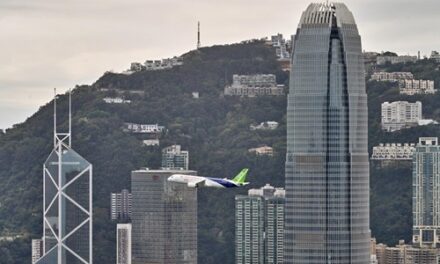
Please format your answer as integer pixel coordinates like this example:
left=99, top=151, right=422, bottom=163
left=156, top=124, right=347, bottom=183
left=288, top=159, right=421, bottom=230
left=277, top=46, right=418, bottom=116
left=1, top=0, right=439, bottom=130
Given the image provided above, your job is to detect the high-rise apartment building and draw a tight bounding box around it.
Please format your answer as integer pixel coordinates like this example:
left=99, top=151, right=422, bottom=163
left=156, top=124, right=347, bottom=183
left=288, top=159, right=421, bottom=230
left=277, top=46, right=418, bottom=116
left=161, top=145, right=189, bottom=170
left=381, top=101, right=422, bottom=132
left=35, top=91, right=93, bottom=264
left=285, top=3, right=370, bottom=263
left=131, top=169, right=197, bottom=264
left=32, top=239, right=43, bottom=264
left=117, top=223, right=132, bottom=264
left=412, top=137, right=440, bottom=248
left=111, top=189, right=132, bottom=221
left=235, top=184, right=285, bottom=264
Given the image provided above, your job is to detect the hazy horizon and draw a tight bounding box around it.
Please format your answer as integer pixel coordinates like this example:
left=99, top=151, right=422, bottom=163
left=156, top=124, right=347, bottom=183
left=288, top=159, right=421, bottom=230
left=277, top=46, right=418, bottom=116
left=1, top=0, right=439, bottom=130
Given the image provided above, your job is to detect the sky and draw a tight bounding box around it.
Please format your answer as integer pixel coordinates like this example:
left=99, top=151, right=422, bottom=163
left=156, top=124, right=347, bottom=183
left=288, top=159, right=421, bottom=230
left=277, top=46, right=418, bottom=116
left=0, top=0, right=439, bottom=130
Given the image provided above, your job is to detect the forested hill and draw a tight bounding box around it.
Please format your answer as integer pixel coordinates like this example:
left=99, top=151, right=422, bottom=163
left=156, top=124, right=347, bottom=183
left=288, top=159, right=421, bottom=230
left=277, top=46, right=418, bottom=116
left=0, top=40, right=439, bottom=263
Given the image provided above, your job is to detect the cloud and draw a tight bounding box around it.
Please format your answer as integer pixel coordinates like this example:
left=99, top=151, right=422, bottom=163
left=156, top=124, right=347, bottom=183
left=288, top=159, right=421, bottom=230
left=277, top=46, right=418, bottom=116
left=0, top=0, right=439, bottom=129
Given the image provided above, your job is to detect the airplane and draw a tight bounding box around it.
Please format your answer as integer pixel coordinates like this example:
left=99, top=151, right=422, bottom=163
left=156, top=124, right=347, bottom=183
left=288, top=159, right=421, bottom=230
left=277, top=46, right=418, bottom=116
left=167, top=168, right=250, bottom=189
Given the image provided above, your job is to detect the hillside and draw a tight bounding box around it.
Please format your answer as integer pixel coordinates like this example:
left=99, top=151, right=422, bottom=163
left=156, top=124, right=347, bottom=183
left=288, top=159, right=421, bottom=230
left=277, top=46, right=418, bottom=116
left=0, top=41, right=439, bottom=263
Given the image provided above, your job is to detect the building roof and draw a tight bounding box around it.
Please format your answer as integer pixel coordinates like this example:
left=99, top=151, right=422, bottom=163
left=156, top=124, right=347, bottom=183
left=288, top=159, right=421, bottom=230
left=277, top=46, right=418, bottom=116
left=299, top=2, right=356, bottom=28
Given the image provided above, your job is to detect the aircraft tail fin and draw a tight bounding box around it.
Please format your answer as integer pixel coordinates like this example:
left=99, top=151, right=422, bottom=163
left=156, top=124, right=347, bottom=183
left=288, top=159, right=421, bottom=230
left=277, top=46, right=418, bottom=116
left=232, top=168, right=249, bottom=185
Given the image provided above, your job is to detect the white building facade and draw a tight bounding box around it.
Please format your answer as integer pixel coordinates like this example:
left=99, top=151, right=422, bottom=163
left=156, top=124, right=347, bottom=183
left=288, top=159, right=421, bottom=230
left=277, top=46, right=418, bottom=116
left=399, top=79, right=436, bottom=95
left=111, top=189, right=132, bottom=221
left=370, top=72, right=414, bottom=81
left=32, top=239, right=43, bottom=264
left=381, top=101, right=422, bottom=132
left=371, top=143, right=416, bottom=160
left=117, top=223, right=132, bottom=264
left=224, top=74, right=285, bottom=97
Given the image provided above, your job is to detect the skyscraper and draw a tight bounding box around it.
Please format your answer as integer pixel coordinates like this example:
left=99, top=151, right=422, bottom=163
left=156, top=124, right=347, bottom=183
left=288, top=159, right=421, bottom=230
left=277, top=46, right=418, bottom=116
left=131, top=169, right=197, bottom=264
left=235, top=184, right=285, bottom=264
left=117, top=223, right=132, bottom=264
left=111, top=189, right=132, bottom=221
left=161, top=145, right=189, bottom=170
left=285, top=3, right=369, bottom=263
left=36, top=90, right=93, bottom=264
left=412, top=137, right=440, bottom=248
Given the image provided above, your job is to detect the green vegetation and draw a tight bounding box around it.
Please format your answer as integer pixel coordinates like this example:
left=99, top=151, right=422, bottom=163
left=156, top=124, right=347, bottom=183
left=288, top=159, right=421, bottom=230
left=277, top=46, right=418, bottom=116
left=0, top=41, right=439, bottom=263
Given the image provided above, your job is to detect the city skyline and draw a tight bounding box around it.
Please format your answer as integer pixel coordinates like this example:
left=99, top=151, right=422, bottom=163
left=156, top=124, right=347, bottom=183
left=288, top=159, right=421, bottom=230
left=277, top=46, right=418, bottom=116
left=1, top=0, right=440, bottom=130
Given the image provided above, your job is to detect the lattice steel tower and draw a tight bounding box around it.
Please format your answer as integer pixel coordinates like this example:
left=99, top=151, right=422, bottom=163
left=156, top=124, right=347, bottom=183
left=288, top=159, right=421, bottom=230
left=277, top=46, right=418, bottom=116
left=285, top=2, right=370, bottom=263
left=36, top=89, right=93, bottom=264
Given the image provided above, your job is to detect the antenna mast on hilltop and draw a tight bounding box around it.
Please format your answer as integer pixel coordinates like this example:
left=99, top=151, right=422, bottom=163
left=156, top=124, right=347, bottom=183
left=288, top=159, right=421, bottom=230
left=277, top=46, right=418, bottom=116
left=197, top=21, right=201, bottom=49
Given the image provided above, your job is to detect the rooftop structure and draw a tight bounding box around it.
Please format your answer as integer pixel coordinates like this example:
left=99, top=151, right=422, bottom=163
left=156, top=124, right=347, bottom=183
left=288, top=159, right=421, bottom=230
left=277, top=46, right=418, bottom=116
left=371, top=143, right=416, bottom=160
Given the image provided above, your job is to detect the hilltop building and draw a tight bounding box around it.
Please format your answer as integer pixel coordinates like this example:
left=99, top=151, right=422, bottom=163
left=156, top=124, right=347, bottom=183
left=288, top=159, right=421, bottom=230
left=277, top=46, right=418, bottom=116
left=224, top=74, right=285, bottom=97
left=374, top=240, right=438, bottom=264
left=412, top=137, right=440, bottom=248
left=142, top=139, right=160, bottom=146
left=381, top=101, right=422, bottom=132
left=103, top=97, right=132, bottom=104
left=161, top=145, right=189, bottom=170
left=285, top=3, right=370, bottom=263
left=370, top=72, right=414, bottom=82
left=111, top=189, right=132, bottom=221
left=269, top=33, right=292, bottom=60
left=399, top=79, right=436, bottom=95
left=363, top=51, right=380, bottom=64
left=430, top=51, right=440, bottom=63
left=377, top=55, right=418, bottom=65
left=36, top=91, right=93, bottom=264
left=248, top=146, right=274, bottom=156
left=371, top=143, right=416, bottom=160
left=235, top=184, right=285, bottom=264
left=250, top=121, right=279, bottom=131
left=123, top=123, right=165, bottom=134
left=117, top=223, right=132, bottom=264
left=131, top=169, right=197, bottom=264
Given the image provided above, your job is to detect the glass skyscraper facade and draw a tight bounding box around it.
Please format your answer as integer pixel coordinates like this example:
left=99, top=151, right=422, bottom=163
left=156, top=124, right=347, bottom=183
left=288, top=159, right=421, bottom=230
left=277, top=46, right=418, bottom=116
left=131, top=169, right=197, bottom=264
left=412, top=137, right=440, bottom=248
left=285, top=3, right=369, bottom=263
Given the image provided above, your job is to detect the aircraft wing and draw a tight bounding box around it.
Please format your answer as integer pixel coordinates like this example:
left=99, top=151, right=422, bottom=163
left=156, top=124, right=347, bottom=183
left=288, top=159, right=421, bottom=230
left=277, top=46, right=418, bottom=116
left=187, top=178, right=206, bottom=188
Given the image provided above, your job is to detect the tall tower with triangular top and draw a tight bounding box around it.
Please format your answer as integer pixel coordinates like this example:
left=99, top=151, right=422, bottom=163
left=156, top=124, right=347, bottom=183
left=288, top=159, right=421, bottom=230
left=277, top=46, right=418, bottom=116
left=36, top=89, right=93, bottom=264
left=197, top=21, right=201, bottom=49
